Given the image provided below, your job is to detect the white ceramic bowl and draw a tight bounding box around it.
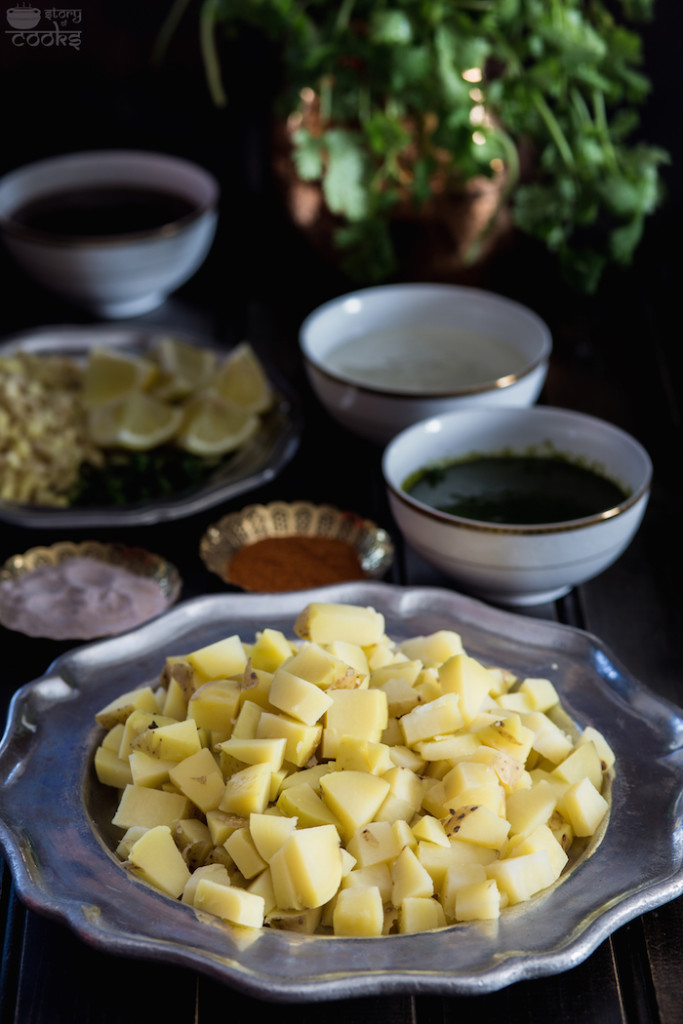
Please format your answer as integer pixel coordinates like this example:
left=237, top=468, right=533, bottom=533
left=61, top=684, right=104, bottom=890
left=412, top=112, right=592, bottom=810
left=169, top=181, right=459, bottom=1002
left=382, top=406, right=652, bottom=606
left=299, top=283, right=552, bottom=444
left=0, top=150, right=219, bottom=318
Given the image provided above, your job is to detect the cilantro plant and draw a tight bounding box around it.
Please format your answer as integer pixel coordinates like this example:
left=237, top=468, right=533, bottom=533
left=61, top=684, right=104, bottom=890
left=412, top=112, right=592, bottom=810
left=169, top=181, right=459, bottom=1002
left=161, top=0, right=668, bottom=292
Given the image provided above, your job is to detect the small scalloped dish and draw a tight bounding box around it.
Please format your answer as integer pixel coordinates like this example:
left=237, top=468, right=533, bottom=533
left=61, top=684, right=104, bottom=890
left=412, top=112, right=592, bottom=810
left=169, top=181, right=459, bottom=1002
left=0, top=540, right=182, bottom=640
left=200, top=500, right=395, bottom=592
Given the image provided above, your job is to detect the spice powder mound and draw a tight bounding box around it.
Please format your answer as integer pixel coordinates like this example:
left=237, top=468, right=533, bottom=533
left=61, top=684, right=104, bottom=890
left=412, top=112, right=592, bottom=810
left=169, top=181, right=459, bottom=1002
left=227, top=535, right=366, bottom=591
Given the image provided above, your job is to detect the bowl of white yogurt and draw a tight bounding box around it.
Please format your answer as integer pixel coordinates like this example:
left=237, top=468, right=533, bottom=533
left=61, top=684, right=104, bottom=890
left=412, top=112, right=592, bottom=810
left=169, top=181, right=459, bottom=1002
left=299, top=283, right=552, bottom=444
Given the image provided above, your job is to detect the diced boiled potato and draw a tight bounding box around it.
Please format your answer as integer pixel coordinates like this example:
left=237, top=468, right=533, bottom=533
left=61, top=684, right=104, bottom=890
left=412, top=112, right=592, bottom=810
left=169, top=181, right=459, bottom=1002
left=341, top=862, right=393, bottom=904
left=505, top=778, right=558, bottom=837
left=399, top=896, right=447, bottom=934
left=94, top=745, right=133, bottom=789
left=294, top=602, right=385, bottom=646
left=335, top=736, right=393, bottom=776
left=112, top=784, right=191, bottom=830
left=216, top=736, right=287, bottom=773
left=169, top=746, right=226, bottom=812
left=277, top=782, right=343, bottom=829
left=486, top=849, right=556, bottom=904
left=400, top=693, right=463, bottom=747
left=475, top=713, right=535, bottom=763
left=333, top=885, right=384, bottom=936
left=187, top=679, right=241, bottom=733
left=268, top=667, right=334, bottom=725
left=130, top=719, right=202, bottom=762
left=438, top=653, right=495, bottom=723
left=442, top=804, right=511, bottom=850
left=284, top=642, right=364, bottom=689
left=187, top=635, right=248, bottom=683
left=320, top=771, right=391, bottom=840
left=398, top=630, right=463, bottom=665
left=269, top=824, right=342, bottom=909
left=454, top=878, right=501, bottom=921
left=250, top=628, right=295, bottom=672
left=249, top=812, right=298, bottom=862
left=194, top=878, right=265, bottom=927
left=128, top=825, right=191, bottom=898
left=391, top=845, right=434, bottom=904
left=182, top=862, right=232, bottom=905
left=322, top=689, right=388, bottom=758
left=552, top=740, right=604, bottom=792
left=519, top=677, right=560, bottom=712
left=256, top=711, right=322, bottom=767
left=346, top=820, right=403, bottom=867
left=95, top=686, right=159, bottom=729
left=129, top=749, right=176, bottom=789
left=557, top=777, right=609, bottom=836
left=224, top=827, right=267, bottom=879
left=220, top=762, right=272, bottom=816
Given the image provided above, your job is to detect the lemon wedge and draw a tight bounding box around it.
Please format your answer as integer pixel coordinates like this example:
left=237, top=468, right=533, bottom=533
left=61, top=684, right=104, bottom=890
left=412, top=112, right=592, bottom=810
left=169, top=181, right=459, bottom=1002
left=81, top=348, right=158, bottom=409
left=213, top=342, right=274, bottom=413
left=151, top=335, right=218, bottom=401
left=88, top=392, right=183, bottom=450
left=176, top=392, right=260, bottom=457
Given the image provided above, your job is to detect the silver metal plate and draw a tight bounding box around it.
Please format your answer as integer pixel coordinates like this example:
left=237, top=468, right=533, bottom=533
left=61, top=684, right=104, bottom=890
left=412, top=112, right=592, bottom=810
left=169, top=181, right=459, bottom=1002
left=0, top=324, right=302, bottom=527
left=1, top=582, right=682, bottom=1001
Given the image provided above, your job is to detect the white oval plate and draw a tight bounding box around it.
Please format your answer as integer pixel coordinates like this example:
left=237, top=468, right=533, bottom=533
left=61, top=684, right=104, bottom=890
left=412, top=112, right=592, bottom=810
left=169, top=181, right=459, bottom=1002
left=1, top=582, right=682, bottom=1001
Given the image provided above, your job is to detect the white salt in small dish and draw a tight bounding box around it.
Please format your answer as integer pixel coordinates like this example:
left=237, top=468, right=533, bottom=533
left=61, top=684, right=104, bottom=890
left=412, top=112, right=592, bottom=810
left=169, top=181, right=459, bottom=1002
left=0, top=540, right=182, bottom=640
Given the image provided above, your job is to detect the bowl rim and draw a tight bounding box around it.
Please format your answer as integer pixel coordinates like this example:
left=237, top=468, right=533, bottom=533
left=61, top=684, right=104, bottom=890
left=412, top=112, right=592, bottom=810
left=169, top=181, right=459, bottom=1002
left=0, top=149, right=220, bottom=248
left=299, top=283, right=552, bottom=400
left=382, top=405, right=653, bottom=535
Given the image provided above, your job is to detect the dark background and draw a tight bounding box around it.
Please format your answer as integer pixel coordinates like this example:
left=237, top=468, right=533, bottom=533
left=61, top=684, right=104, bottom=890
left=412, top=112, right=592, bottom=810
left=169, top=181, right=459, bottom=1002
left=0, top=0, right=681, bottom=344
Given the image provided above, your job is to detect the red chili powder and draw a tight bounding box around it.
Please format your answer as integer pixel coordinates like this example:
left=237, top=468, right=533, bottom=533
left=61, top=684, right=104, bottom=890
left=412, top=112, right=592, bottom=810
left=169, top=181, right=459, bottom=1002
left=227, top=535, right=365, bottom=592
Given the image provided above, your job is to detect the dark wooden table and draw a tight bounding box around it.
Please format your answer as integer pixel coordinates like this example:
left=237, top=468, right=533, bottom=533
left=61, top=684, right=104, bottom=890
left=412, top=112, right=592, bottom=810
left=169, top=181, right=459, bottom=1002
left=0, top=178, right=681, bottom=1023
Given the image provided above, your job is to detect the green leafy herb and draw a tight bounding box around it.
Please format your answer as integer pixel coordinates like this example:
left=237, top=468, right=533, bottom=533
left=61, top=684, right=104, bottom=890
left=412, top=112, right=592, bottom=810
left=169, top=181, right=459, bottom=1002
left=159, top=0, right=669, bottom=292
left=71, top=447, right=221, bottom=507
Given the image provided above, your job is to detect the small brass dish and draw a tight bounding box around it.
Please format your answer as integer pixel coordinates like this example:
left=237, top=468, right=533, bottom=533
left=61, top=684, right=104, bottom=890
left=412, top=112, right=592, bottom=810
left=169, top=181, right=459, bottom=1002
left=0, top=540, right=182, bottom=640
left=200, top=500, right=394, bottom=592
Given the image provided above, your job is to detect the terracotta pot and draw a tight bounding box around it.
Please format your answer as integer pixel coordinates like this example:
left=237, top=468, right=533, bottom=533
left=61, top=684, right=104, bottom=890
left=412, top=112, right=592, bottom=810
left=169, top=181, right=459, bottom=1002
left=270, top=118, right=516, bottom=285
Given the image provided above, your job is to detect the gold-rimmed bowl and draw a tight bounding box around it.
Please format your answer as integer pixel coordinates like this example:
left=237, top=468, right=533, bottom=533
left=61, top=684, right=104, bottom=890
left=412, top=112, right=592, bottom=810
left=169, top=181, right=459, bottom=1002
left=200, top=500, right=394, bottom=592
left=299, top=283, right=552, bottom=445
left=0, top=540, right=182, bottom=639
left=0, top=150, right=219, bottom=318
left=382, top=406, right=652, bottom=606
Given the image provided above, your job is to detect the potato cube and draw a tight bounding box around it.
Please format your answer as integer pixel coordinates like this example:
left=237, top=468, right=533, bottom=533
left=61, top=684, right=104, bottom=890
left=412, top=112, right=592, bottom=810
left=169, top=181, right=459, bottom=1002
left=130, top=719, right=202, bottom=762
left=216, top=736, right=287, bottom=773
left=322, top=689, right=388, bottom=758
left=333, top=886, right=384, bottom=937
left=94, top=745, right=133, bottom=789
left=506, top=778, right=558, bottom=837
left=129, top=750, right=176, bottom=789
left=250, top=628, right=295, bottom=672
left=397, top=630, right=463, bottom=666
left=346, top=820, right=402, bottom=867
left=112, top=784, right=191, bottom=830
left=335, top=736, right=393, bottom=776
left=249, top=812, right=298, bottom=862
left=375, top=765, right=425, bottom=823
left=219, top=761, right=272, bottom=816
left=256, top=711, right=322, bottom=767
left=411, top=815, right=450, bottom=848
left=269, top=824, right=342, bottom=910
left=454, top=878, right=501, bottom=922
left=507, top=823, right=568, bottom=879
left=440, top=862, right=487, bottom=919
left=182, top=863, right=232, bottom=905
left=268, top=668, right=334, bottom=725
left=486, top=850, right=556, bottom=904
left=285, top=642, right=364, bottom=689
left=194, top=878, right=265, bottom=927
left=399, top=693, right=463, bottom=747
left=557, top=777, right=609, bottom=836
left=577, top=726, right=616, bottom=771
left=294, top=602, right=386, bottom=646
left=95, top=686, right=159, bottom=729
left=277, top=782, right=343, bottom=829
left=187, top=634, right=248, bottom=683
left=341, top=863, right=393, bottom=904
left=128, top=824, right=192, bottom=898
left=442, top=804, right=510, bottom=850
left=399, top=896, right=446, bottom=934
left=552, top=740, right=604, bottom=792
left=391, top=845, right=434, bottom=905
left=373, top=677, right=421, bottom=717
left=438, top=653, right=495, bottom=723
left=522, top=711, right=574, bottom=764
left=224, top=827, right=267, bottom=879
left=168, top=747, right=226, bottom=813
left=231, top=700, right=262, bottom=739
left=519, top=677, right=560, bottom=712
left=205, top=809, right=248, bottom=846
left=188, top=679, right=241, bottom=733
left=320, top=770, right=391, bottom=840
left=475, top=713, right=535, bottom=763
